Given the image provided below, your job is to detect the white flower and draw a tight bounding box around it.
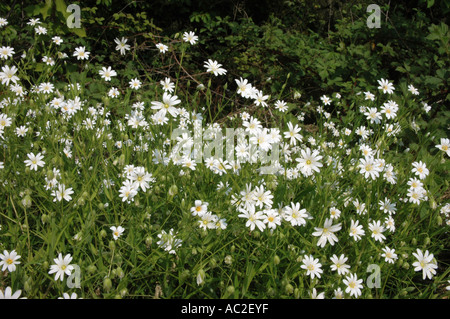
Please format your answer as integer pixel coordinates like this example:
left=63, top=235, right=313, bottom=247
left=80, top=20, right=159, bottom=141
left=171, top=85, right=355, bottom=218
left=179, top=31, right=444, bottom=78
left=0, top=113, right=12, bottom=128
left=129, top=78, right=142, bottom=90
left=48, top=253, right=74, bottom=281
left=119, top=179, right=138, bottom=203
left=408, top=84, right=419, bottom=95
left=364, top=107, right=382, bottom=124
left=160, top=77, right=175, bottom=93
left=156, top=43, right=168, bottom=53
left=52, top=36, right=63, bottom=45
left=191, top=200, right=209, bottom=217
left=251, top=185, right=273, bottom=209
left=284, top=122, right=303, bottom=146
left=204, top=59, right=227, bottom=76
left=435, top=138, right=450, bottom=156
left=377, top=78, right=395, bottom=94
left=0, top=18, right=9, bottom=28
left=99, top=66, right=117, bottom=81
left=312, top=218, right=342, bottom=247
left=368, top=220, right=386, bottom=242
left=330, top=254, right=350, bottom=275
left=59, top=292, right=81, bottom=299
left=73, top=46, right=90, bottom=60
left=108, top=87, right=120, bottom=98
left=110, top=226, right=125, bottom=240
left=381, top=246, right=398, bottom=264
left=412, top=249, right=438, bottom=280
left=34, top=26, right=47, bottom=35
left=262, top=209, right=282, bottom=230
left=51, top=184, right=74, bottom=202
left=364, top=91, right=375, bottom=101
left=296, top=147, right=323, bottom=176
left=183, top=31, right=198, bottom=45
left=343, top=273, right=363, bottom=298
left=329, top=207, right=341, bottom=219
left=358, top=156, right=381, bottom=180
left=114, top=37, right=130, bottom=55
left=311, top=288, right=325, bottom=299
left=301, top=254, right=323, bottom=279
left=0, top=46, right=15, bottom=60
left=283, top=202, right=309, bottom=226
left=128, top=166, right=154, bottom=192
left=349, top=219, right=365, bottom=241
left=157, top=229, right=182, bottom=254
left=24, top=152, right=45, bottom=171
left=198, top=212, right=217, bottom=230
left=0, top=250, right=21, bottom=272
left=253, top=90, right=269, bottom=107
left=0, top=287, right=23, bottom=299
left=320, top=95, right=331, bottom=105
left=235, top=77, right=253, bottom=98
left=0, top=64, right=19, bottom=86
left=237, top=205, right=266, bottom=232
left=38, top=82, right=54, bottom=94
left=27, top=18, right=40, bottom=26
left=151, top=92, right=181, bottom=117
left=274, top=100, right=288, bottom=112
left=411, top=161, right=429, bottom=180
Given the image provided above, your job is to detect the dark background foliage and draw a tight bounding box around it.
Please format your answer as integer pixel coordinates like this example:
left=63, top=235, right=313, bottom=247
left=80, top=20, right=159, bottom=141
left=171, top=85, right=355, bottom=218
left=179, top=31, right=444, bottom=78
left=1, top=0, right=448, bottom=119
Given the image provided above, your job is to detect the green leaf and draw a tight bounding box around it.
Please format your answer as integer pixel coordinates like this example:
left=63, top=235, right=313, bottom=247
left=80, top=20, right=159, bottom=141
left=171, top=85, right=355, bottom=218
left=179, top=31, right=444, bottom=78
left=424, top=76, right=443, bottom=86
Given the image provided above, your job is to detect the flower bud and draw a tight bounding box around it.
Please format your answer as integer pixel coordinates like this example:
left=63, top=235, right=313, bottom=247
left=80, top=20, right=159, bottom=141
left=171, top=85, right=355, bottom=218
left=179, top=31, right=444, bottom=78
left=87, top=264, right=97, bottom=274
left=99, top=229, right=107, bottom=238
left=115, top=267, right=124, bottom=279
left=224, top=255, right=233, bottom=265
left=120, top=288, right=128, bottom=297
left=226, top=286, right=235, bottom=295
left=196, top=269, right=205, bottom=286
left=103, top=277, right=113, bottom=292
left=285, top=283, right=294, bottom=295
left=145, top=236, right=153, bottom=247
left=168, top=184, right=178, bottom=197
left=273, top=255, right=280, bottom=265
